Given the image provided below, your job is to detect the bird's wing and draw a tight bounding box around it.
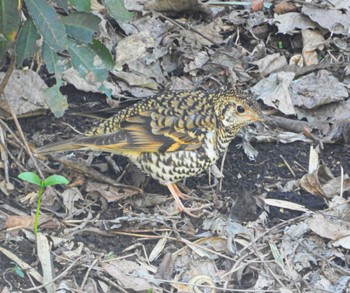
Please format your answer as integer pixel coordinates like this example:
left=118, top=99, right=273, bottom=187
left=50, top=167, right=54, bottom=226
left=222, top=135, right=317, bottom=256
left=75, top=93, right=218, bottom=154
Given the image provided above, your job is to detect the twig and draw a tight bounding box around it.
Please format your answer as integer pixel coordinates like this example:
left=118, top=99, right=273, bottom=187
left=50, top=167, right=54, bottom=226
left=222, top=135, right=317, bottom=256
left=97, top=275, right=129, bottom=293
left=21, top=256, right=85, bottom=292
left=0, top=125, right=10, bottom=183
left=0, top=119, right=25, bottom=148
left=52, top=156, right=142, bottom=191
left=219, top=148, right=228, bottom=191
left=0, top=138, right=27, bottom=173
left=280, top=61, right=348, bottom=79
left=8, top=100, right=44, bottom=179
left=79, top=258, right=98, bottom=291
left=0, top=54, right=16, bottom=95
left=280, top=155, right=296, bottom=177
left=154, top=12, right=219, bottom=46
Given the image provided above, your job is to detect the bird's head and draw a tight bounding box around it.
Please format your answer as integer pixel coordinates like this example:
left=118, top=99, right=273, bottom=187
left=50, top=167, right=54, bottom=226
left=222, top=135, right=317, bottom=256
left=216, top=90, right=264, bottom=135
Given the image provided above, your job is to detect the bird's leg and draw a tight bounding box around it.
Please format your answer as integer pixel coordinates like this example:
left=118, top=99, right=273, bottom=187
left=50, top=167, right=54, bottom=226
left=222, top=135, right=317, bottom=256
left=166, top=183, right=212, bottom=217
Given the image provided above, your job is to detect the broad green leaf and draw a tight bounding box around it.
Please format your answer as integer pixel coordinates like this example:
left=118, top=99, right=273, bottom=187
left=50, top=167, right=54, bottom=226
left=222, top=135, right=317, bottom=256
left=98, top=84, right=112, bottom=98
left=42, top=41, right=71, bottom=75
left=15, top=19, right=40, bottom=68
left=67, top=38, right=109, bottom=83
left=43, top=80, right=68, bottom=117
left=24, top=0, right=67, bottom=52
left=43, top=174, right=69, bottom=187
left=90, top=39, right=114, bottom=70
left=62, top=12, right=101, bottom=44
left=0, top=0, right=20, bottom=42
left=53, top=0, right=69, bottom=13
left=102, top=0, right=134, bottom=23
left=0, top=0, right=20, bottom=60
left=0, top=37, right=8, bottom=62
left=68, top=0, right=91, bottom=12
left=18, top=172, right=42, bottom=186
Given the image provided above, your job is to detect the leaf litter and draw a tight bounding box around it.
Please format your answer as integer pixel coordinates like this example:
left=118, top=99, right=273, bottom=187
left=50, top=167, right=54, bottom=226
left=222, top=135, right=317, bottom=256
left=1, top=0, right=350, bottom=292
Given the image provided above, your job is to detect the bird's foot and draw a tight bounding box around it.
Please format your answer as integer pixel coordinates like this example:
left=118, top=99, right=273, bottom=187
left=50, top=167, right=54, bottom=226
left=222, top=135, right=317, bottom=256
left=166, top=183, right=212, bottom=217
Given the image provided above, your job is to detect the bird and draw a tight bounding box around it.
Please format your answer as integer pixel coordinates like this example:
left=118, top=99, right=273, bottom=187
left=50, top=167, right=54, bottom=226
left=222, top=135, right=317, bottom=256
left=36, top=89, right=264, bottom=217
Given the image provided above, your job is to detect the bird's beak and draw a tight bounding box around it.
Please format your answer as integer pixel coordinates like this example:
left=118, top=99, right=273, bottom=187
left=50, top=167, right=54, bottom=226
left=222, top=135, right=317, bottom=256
left=246, top=112, right=266, bottom=123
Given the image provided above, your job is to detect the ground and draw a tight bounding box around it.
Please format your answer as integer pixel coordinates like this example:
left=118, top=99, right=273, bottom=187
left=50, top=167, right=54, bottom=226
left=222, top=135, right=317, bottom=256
left=0, top=88, right=349, bottom=291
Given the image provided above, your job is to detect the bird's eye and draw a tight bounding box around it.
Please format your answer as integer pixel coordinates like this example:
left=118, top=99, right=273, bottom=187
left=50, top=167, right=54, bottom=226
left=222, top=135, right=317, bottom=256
left=237, top=105, right=245, bottom=113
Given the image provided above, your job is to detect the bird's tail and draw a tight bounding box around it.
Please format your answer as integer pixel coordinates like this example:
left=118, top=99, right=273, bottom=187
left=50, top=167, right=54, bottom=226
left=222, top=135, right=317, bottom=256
left=35, top=138, right=86, bottom=155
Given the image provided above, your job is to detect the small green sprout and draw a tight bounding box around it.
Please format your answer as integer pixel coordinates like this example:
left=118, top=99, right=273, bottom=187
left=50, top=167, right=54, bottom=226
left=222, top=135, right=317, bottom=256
left=18, top=172, right=69, bottom=236
left=10, top=262, right=24, bottom=278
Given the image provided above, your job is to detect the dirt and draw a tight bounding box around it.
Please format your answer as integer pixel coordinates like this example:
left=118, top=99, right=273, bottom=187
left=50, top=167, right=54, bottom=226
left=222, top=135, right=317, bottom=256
left=1, top=88, right=349, bottom=290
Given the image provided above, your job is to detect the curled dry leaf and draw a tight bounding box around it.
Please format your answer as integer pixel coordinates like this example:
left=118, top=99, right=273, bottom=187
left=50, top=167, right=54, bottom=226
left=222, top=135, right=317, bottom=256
left=0, top=70, right=48, bottom=119
left=274, top=1, right=298, bottom=15
left=307, top=213, right=350, bottom=249
left=252, top=71, right=296, bottom=115
left=155, top=252, right=174, bottom=280
left=100, top=259, right=155, bottom=291
left=251, top=0, right=264, bottom=12
left=302, top=29, right=325, bottom=66
left=300, top=163, right=350, bottom=198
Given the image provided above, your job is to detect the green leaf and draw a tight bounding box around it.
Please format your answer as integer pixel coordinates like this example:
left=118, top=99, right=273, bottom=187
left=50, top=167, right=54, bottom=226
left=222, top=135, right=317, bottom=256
left=0, top=0, right=20, bottom=42
left=102, top=0, right=134, bottom=24
left=18, top=172, right=42, bottom=186
left=24, top=0, right=68, bottom=52
left=53, top=0, right=69, bottom=14
left=14, top=265, right=25, bottom=278
left=90, top=39, right=114, bottom=70
left=0, top=37, right=8, bottom=62
left=43, top=174, right=69, bottom=187
left=42, top=41, right=71, bottom=75
left=98, top=83, right=112, bottom=98
left=10, top=262, right=24, bottom=278
left=67, top=38, right=109, bottom=83
left=68, top=0, right=91, bottom=12
left=43, top=80, right=69, bottom=117
left=15, top=19, right=40, bottom=68
left=62, top=12, right=101, bottom=44
left=0, top=0, right=20, bottom=60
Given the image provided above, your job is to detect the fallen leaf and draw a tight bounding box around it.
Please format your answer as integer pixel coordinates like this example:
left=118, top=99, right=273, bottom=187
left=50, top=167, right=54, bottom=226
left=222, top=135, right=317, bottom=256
left=272, top=12, right=318, bottom=34
left=0, top=70, right=48, bottom=119
left=252, top=71, right=296, bottom=115
left=291, top=70, right=347, bottom=110
left=100, top=259, right=155, bottom=291
left=302, top=6, right=350, bottom=35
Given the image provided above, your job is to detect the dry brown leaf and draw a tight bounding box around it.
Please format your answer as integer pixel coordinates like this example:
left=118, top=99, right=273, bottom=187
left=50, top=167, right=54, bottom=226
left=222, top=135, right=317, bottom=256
left=252, top=71, right=296, bottom=115
left=274, top=1, right=298, bottom=15
left=263, top=198, right=309, bottom=212
left=272, top=12, right=318, bottom=34
left=37, top=233, right=55, bottom=293
left=3, top=215, right=34, bottom=229
left=300, top=163, right=350, bottom=198
left=302, top=29, right=325, bottom=65
left=0, top=70, right=48, bottom=119
left=251, top=0, right=264, bottom=12
left=307, top=213, right=350, bottom=243
left=291, top=70, right=347, bottom=110
left=86, top=181, right=139, bottom=203
left=100, top=259, right=155, bottom=291
left=252, top=53, right=288, bottom=76
left=302, top=6, right=350, bottom=35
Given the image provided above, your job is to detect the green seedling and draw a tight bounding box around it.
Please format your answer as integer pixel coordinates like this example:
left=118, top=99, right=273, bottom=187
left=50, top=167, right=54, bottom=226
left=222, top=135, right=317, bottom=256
left=18, top=172, right=69, bottom=236
left=10, top=262, right=24, bottom=278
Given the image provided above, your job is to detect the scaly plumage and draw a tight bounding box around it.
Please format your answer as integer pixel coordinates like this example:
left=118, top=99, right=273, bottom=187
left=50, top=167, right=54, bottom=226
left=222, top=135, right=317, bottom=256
left=36, top=89, right=263, bottom=216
